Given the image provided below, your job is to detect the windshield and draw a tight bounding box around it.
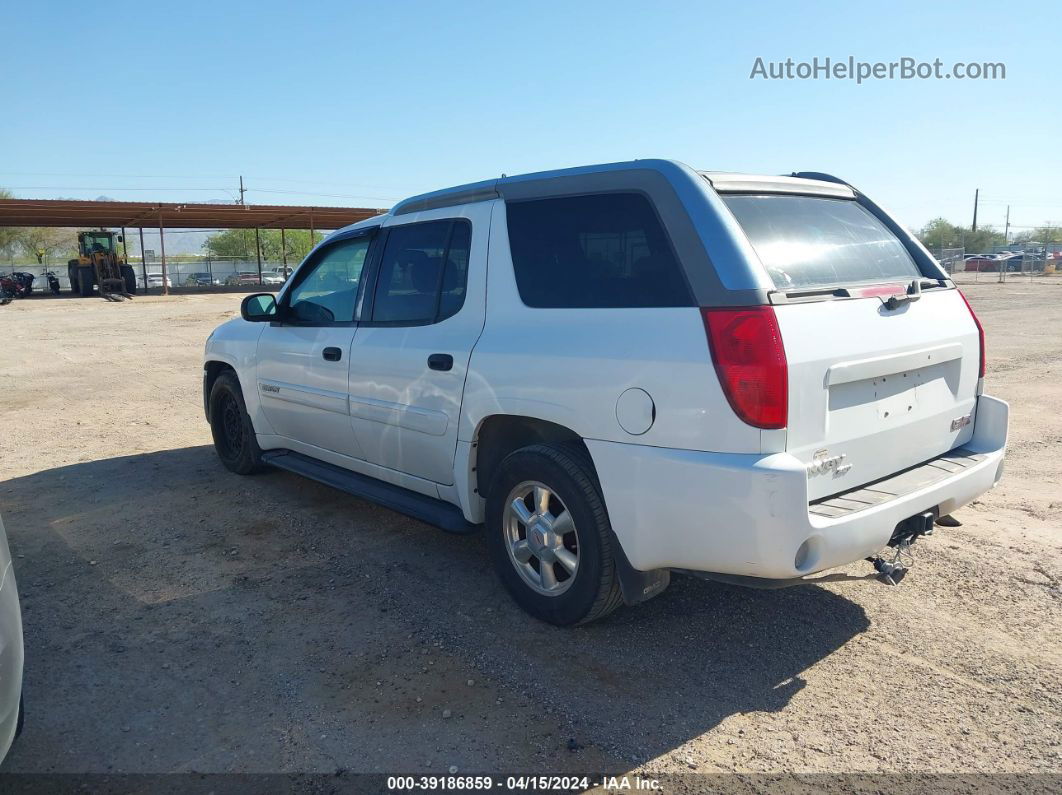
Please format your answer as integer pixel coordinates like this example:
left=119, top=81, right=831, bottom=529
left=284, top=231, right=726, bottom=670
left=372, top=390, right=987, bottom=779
left=722, top=195, right=921, bottom=290
left=83, top=234, right=113, bottom=253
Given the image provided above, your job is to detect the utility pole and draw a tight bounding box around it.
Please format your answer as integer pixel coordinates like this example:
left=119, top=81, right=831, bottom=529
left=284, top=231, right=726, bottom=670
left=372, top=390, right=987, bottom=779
left=972, top=188, right=979, bottom=232
left=1004, top=205, right=1010, bottom=243
left=239, top=175, right=246, bottom=206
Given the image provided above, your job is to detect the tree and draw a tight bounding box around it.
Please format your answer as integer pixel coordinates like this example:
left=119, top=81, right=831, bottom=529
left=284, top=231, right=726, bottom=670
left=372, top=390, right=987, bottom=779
left=1027, top=225, right=1062, bottom=245
left=203, top=228, right=323, bottom=262
left=0, top=188, right=19, bottom=259
left=16, top=227, right=77, bottom=264
left=916, top=219, right=1004, bottom=254
left=919, top=217, right=961, bottom=249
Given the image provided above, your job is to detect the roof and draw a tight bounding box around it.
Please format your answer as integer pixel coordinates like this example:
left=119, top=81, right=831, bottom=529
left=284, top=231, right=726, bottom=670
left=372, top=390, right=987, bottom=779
left=0, top=198, right=387, bottom=230
left=388, top=159, right=853, bottom=217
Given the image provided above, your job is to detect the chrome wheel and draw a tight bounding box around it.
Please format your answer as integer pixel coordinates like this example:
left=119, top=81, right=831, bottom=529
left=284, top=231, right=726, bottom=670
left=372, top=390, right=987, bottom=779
left=503, top=480, right=580, bottom=596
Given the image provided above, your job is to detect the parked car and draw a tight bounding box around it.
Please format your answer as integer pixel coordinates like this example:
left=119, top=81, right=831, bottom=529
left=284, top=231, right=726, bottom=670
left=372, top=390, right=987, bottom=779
left=224, top=272, right=261, bottom=286
left=261, top=273, right=286, bottom=286
left=999, top=253, right=1027, bottom=272
left=184, top=272, right=223, bottom=287
left=964, top=255, right=999, bottom=272
left=140, top=272, right=172, bottom=289
left=0, top=514, right=24, bottom=761
left=203, top=160, right=1008, bottom=625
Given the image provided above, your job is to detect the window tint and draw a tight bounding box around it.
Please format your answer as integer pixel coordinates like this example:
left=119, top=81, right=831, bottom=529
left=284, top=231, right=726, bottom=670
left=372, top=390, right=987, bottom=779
left=506, top=193, right=691, bottom=308
left=287, top=236, right=369, bottom=323
left=438, top=221, right=471, bottom=321
left=372, top=220, right=471, bottom=324
left=722, top=195, right=921, bottom=290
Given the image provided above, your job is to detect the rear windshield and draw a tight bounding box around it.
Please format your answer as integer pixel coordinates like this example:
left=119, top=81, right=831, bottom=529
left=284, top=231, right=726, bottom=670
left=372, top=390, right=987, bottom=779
left=722, top=195, right=921, bottom=290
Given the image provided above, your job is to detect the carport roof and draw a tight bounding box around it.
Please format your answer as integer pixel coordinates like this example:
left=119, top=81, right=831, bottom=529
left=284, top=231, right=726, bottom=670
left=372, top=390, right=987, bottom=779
left=0, top=198, right=387, bottom=230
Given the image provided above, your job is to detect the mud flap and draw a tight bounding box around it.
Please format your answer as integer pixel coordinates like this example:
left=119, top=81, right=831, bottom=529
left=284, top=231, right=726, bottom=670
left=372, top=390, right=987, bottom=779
left=610, top=530, right=670, bottom=605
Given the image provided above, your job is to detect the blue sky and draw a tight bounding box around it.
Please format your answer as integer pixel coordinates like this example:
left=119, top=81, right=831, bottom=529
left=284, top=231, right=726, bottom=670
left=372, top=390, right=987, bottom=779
left=3, top=0, right=1059, bottom=232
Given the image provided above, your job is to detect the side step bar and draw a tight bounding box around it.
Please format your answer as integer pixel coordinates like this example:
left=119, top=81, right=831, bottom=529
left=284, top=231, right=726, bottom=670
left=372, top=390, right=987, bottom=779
left=261, top=450, right=480, bottom=534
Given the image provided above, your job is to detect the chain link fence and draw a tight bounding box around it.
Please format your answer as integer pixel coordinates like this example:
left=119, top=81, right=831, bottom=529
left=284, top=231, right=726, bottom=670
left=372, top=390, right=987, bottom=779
left=2, top=258, right=296, bottom=294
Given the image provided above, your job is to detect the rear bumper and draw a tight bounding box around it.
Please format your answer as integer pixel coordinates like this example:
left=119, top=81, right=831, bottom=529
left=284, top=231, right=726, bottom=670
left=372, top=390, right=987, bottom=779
left=588, top=394, right=1008, bottom=580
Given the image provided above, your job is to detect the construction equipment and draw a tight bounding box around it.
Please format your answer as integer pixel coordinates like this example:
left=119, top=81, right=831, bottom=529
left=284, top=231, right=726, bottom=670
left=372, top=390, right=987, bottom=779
left=67, top=231, right=137, bottom=300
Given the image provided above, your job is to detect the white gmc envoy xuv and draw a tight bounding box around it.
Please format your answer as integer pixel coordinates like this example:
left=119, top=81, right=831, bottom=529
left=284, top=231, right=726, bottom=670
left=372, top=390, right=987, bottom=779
left=203, top=160, right=1008, bottom=625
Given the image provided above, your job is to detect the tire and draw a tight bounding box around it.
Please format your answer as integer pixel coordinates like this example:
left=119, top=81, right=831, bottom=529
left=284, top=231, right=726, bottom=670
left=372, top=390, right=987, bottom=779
left=121, top=265, right=137, bottom=294
left=485, top=443, right=623, bottom=626
left=78, top=268, right=94, bottom=297
left=208, top=371, right=266, bottom=475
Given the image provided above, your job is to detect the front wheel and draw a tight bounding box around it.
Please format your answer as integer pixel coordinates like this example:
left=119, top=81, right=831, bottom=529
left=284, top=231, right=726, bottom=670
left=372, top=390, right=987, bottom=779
left=120, top=265, right=137, bottom=294
left=485, top=443, right=624, bottom=626
left=78, top=268, right=94, bottom=297
left=209, top=371, right=265, bottom=475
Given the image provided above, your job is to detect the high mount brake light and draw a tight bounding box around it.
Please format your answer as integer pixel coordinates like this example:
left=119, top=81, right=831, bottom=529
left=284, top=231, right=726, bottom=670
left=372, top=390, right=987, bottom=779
left=701, top=306, right=788, bottom=430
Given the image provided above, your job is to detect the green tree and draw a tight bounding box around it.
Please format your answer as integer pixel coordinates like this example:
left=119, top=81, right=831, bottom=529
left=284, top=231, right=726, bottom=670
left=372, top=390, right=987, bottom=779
left=919, top=217, right=961, bottom=249
left=203, top=228, right=323, bottom=262
left=0, top=188, right=19, bottom=259
left=916, top=219, right=1005, bottom=254
left=16, top=227, right=77, bottom=263
left=1025, top=225, right=1062, bottom=245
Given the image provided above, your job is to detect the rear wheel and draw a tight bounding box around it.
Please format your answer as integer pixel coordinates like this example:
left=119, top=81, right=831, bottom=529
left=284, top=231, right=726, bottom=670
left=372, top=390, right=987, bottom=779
left=121, top=265, right=137, bottom=294
left=485, top=443, right=623, bottom=626
left=209, top=371, right=265, bottom=475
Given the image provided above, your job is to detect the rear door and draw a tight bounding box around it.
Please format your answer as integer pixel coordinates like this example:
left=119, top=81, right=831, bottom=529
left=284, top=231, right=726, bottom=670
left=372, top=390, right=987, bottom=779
left=722, top=194, right=981, bottom=500
left=347, top=202, right=491, bottom=485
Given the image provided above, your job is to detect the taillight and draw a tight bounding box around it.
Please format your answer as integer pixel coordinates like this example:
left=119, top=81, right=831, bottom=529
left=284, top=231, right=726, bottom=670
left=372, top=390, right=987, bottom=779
left=957, top=290, right=986, bottom=378
left=701, top=306, right=788, bottom=430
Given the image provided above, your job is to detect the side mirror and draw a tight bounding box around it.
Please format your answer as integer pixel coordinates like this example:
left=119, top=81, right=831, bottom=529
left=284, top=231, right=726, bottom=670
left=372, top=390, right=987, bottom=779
left=117, top=235, right=124, bottom=243
left=241, top=293, right=277, bottom=322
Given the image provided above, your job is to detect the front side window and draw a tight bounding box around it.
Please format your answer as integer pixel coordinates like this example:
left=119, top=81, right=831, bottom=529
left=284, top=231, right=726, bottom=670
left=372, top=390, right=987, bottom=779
left=371, top=219, right=471, bottom=324
left=505, top=192, right=692, bottom=308
left=286, top=236, right=369, bottom=323
left=722, top=194, right=921, bottom=290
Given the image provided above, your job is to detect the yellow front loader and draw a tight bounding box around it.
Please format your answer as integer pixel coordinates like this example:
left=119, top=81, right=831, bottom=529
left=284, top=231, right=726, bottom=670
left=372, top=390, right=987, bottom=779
left=67, top=231, right=137, bottom=300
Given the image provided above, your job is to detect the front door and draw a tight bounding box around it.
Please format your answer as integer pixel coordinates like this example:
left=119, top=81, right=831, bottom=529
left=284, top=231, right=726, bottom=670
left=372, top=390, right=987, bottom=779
left=256, top=233, right=372, bottom=459
left=347, top=203, right=492, bottom=484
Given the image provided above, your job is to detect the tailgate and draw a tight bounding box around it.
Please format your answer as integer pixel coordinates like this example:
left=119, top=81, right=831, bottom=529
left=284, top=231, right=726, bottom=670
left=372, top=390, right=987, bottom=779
left=775, top=289, right=980, bottom=501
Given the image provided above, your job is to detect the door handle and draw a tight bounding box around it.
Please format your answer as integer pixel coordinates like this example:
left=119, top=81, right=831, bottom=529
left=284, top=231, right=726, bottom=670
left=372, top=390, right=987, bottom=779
left=322, top=346, right=342, bottom=362
left=427, top=353, right=453, bottom=371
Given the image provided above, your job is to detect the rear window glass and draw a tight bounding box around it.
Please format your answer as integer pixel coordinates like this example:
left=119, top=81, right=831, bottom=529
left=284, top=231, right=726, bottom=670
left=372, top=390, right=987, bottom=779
left=722, top=195, right=921, bottom=290
left=506, top=193, right=692, bottom=308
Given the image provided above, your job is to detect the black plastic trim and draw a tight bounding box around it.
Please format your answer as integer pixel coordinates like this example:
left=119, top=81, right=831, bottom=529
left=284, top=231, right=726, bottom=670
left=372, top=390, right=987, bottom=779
left=261, top=450, right=480, bottom=534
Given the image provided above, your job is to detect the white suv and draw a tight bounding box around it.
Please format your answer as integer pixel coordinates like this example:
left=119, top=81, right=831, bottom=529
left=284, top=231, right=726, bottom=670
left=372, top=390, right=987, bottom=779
left=203, top=159, right=1008, bottom=625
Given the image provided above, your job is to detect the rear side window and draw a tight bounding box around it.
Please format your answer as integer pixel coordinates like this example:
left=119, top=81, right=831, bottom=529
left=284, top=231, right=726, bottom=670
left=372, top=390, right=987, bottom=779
left=722, top=195, right=921, bottom=290
left=506, top=193, right=692, bottom=308
left=371, top=219, right=471, bottom=324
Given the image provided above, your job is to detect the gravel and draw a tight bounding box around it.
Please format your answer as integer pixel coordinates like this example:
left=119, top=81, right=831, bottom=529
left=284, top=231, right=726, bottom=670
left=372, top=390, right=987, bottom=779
left=0, top=287, right=1058, bottom=775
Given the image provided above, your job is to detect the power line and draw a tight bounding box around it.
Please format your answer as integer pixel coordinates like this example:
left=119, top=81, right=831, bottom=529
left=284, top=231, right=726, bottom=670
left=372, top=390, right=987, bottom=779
left=0, top=169, right=405, bottom=193
left=6, top=185, right=234, bottom=192
left=246, top=187, right=398, bottom=202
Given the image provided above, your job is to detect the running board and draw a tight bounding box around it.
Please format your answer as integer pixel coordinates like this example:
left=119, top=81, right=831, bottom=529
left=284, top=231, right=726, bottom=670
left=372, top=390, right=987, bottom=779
left=261, top=450, right=480, bottom=534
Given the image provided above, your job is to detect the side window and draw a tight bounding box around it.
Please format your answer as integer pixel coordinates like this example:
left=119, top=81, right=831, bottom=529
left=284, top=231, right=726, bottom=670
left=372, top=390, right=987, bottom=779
left=506, top=193, right=692, bottom=308
left=371, top=219, right=471, bottom=324
left=438, top=221, right=471, bottom=322
left=287, top=236, right=369, bottom=323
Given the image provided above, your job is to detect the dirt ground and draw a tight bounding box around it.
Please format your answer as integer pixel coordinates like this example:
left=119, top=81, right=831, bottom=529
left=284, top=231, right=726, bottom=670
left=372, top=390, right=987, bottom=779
left=0, top=284, right=1058, bottom=779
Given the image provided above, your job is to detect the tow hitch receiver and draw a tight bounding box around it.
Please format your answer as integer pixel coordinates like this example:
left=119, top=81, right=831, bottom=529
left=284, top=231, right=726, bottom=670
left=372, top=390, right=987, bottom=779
left=867, top=510, right=938, bottom=585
